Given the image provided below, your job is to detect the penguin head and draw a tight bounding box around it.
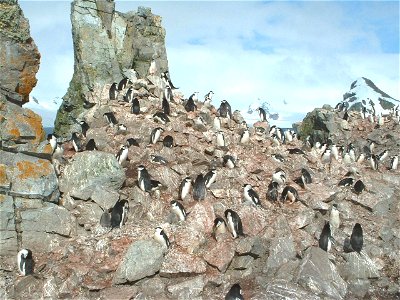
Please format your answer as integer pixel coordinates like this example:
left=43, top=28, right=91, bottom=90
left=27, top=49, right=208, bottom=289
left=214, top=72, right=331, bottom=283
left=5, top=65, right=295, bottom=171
left=243, top=184, right=252, bottom=191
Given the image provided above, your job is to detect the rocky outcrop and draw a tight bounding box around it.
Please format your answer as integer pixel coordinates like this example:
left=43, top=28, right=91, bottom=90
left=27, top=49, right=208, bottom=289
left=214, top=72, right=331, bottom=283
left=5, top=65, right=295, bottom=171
left=0, top=0, right=40, bottom=104
left=54, top=0, right=169, bottom=136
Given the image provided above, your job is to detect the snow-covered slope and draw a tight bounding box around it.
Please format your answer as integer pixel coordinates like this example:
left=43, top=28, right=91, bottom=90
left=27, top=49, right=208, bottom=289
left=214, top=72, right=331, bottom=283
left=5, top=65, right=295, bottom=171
left=341, top=77, right=399, bottom=115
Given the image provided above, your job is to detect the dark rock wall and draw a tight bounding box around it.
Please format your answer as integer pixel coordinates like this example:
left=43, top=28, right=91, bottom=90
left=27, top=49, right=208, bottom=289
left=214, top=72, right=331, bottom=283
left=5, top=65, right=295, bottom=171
left=54, top=0, right=169, bottom=136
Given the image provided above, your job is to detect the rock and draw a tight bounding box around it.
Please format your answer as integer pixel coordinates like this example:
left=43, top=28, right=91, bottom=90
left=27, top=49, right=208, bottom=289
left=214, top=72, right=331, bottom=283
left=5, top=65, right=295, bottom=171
left=340, top=251, right=380, bottom=280
left=59, top=151, right=125, bottom=199
left=167, top=276, right=205, bottom=299
left=90, top=187, right=119, bottom=210
left=263, top=235, right=297, bottom=276
left=229, top=255, right=254, bottom=271
left=113, top=239, right=164, bottom=284
left=0, top=0, right=40, bottom=104
left=0, top=151, right=58, bottom=202
left=100, top=286, right=138, bottom=300
left=0, top=195, right=17, bottom=255
left=55, top=0, right=169, bottom=136
left=160, top=249, right=207, bottom=277
left=256, top=279, right=321, bottom=300
left=203, top=241, right=235, bottom=272
left=296, top=247, right=347, bottom=299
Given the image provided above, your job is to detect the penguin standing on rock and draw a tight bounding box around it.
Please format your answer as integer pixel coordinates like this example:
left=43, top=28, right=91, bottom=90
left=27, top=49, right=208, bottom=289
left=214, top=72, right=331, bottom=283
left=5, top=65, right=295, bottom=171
left=111, top=199, right=129, bottom=228
left=47, top=134, right=57, bottom=152
left=162, top=97, right=170, bottom=115
left=225, top=283, right=244, bottom=300
left=117, top=77, right=131, bottom=91
left=71, top=132, right=82, bottom=152
left=266, top=181, right=279, bottom=202
left=243, top=184, right=261, bottom=206
left=79, top=121, right=89, bottom=137
left=319, top=222, right=334, bottom=252
left=204, top=168, right=217, bottom=188
left=153, top=112, right=170, bottom=124
left=218, top=100, right=232, bottom=119
left=150, top=127, right=164, bottom=144
left=170, top=200, right=187, bottom=221
left=223, top=155, right=236, bottom=169
left=17, top=249, right=34, bottom=276
left=179, top=177, right=192, bottom=200
left=256, top=107, right=267, bottom=122
left=329, top=204, right=340, bottom=232
left=272, top=168, right=286, bottom=186
left=115, top=145, right=129, bottom=165
left=239, top=129, right=250, bottom=144
left=280, top=185, right=298, bottom=203
left=212, top=216, right=227, bottom=240
left=163, top=135, right=174, bottom=148
left=225, top=209, right=244, bottom=239
left=103, top=112, right=118, bottom=127
left=109, top=82, right=118, bottom=100
left=350, top=223, right=363, bottom=253
left=154, top=227, right=170, bottom=248
left=137, top=165, right=152, bottom=192
left=193, top=174, right=206, bottom=201
left=161, top=71, right=178, bottom=89
left=389, top=155, right=398, bottom=170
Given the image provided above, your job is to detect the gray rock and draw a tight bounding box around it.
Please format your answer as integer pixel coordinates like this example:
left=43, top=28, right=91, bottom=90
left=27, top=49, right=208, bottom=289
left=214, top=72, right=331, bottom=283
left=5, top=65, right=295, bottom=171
left=256, top=279, right=321, bottom=300
left=59, top=151, right=125, bottom=198
left=346, top=279, right=370, bottom=298
left=0, top=152, right=59, bottom=202
left=296, top=247, right=347, bottom=299
left=113, top=240, right=164, bottom=284
left=167, top=276, right=205, bottom=299
left=55, top=0, right=169, bottom=136
left=340, top=251, right=380, bottom=280
left=75, top=200, right=104, bottom=227
left=264, top=235, right=297, bottom=276
left=0, top=195, right=17, bottom=255
left=90, top=187, right=119, bottom=210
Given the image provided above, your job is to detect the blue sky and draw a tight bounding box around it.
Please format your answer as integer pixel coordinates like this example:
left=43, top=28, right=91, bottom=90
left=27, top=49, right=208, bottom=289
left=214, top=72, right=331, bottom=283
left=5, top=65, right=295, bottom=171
left=20, top=1, right=399, bottom=127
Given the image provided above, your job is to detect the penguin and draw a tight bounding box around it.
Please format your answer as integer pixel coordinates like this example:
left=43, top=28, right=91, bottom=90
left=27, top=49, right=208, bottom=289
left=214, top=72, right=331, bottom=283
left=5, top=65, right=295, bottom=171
left=80, top=121, right=89, bottom=137
left=85, top=139, right=97, bottom=151
left=329, top=204, right=340, bottom=232
left=83, top=99, right=96, bottom=109
left=239, top=129, right=250, bottom=144
left=149, top=59, right=157, bottom=75
left=163, top=135, right=174, bottom=148
left=271, top=134, right=280, bottom=147
left=225, top=283, right=244, bottom=300
left=111, top=199, right=129, bottom=228
left=179, top=177, right=192, bottom=200
left=162, top=97, right=170, bottom=115
left=53, top=143, right=64, bottom=158
left=377, top=113, right=384, bottom=126
left=170, top=200, right=187, bottom=221
left=223, top=155, right=236, bottom=169
left=343, top=110, right=349, bottom=121
left=194, top=116, right=207, bottom=127
left=319, top=222, right=334, bottom=252
left=284, top=130, right=293, bottom=143
left=287, top=148, right=305, bottom=155
left=367, top=139, right=375, bottom=153
left=271, top=154, right=285, bottom=163
left=321, top=148, right=332, bottom=164
left=163, top=84, right=173, bottom=102
left=272, top=168, right=286, bottom=186
left=204, top=90, right=214, bottom=105
left=193, top=174, right=206, bottom=201
left=360, top=106, right=367, bottom=119
left=342, top=152, right=352, bottom=164
left=117, top=77, right=131, bottom=91
left=280, top=185, right=298, bottom=203
left=213, top=116, right=221, bottom=130
left=116, top=145, right=129, bottom=165
left=331, top=144, right=339, bottom=160
left=126, top=138, right=139, bottom=147
left=150, top=180, right=163, bottom=193
left=117, top=124, right=127, bottom=132
left=71, top=132, right=82, bottom=152
left=150, top=127, right=164, bottom=144
left=294, top=168, right=312, bottom=189
left=124, top=87, right=133, bottom=102
left=353, top=179, right=365, bottom=195
left=378, top=149, right=389, bottom=162
left=243, top=184, right=261, bottom=206
left=356, top=153, right=365, bottom=164
left=62, top=100, right=74, bottom=112
left=204, top=168, right=217, bottom=188
left=347, top=143, right=356, bottom=162
left=350, top=223, right=363, bottom=253
left=137, top=165, right=152, bottom=192
left=212, top=216, right=227, bottom=240
left=389, top=155, right=398, bottom=170
left=369, top=154, right=379, bottom=170
left=216, top=131, right=226, bottom=147
left=184, top=97, right=197, bottom=112
left=150, top=154, right=168, bottom=165
left=161, top=71, right=178, bottom=89
left=109, top=82, right=118, bottom=100
left=338, top=177, right=354, bottom=187
left=153, top=111, right=170, bottom=124
left=218, top=100, right=232, bottom=119
left=225, top=209, right=244, bottom=239
left=17, top=249, right=34, bottom=276
left=154, top=226, right=170, bottom=248
left=256, top=107, right=267, bottom=122
left=131, top=97, right=140, bottom=114
left=100, top=210, right=112, bottom=228
left=266, top=181, right=279, bottom=202
left=47, top=134, right=57, bottom=152
left=103, top=112, right=117, bottom=127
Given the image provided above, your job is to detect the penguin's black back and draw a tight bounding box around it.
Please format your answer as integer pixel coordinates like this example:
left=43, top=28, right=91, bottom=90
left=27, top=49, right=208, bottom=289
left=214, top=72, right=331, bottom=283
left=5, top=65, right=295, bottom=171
left=162, top=97, right=170, bottom=115
left=319, top=222, right=331, bottom=252
left=350, top=223, right=363, bottom=253
left=163, top=135, right=174, bottom=148
left=111, top=200, right=127, bottom=228
left=185, top=98, right=196, bottom=112
left=193, top=174, right=206, bottom=201
left=131, top=98, right=140, bottom=114
left=225, top=283, right=243, bottom=300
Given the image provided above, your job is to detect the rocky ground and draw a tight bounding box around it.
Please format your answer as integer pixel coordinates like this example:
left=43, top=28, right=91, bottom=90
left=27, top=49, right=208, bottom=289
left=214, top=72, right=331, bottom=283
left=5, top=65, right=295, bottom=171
left=1, top=73, right=399, bottom=299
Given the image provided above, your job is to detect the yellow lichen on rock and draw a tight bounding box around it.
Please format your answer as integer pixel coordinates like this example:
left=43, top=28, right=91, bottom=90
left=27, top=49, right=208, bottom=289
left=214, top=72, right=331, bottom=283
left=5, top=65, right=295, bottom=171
left=0, top=164, right=8, bottom=185
left=16, top=159, right=52, bottom=179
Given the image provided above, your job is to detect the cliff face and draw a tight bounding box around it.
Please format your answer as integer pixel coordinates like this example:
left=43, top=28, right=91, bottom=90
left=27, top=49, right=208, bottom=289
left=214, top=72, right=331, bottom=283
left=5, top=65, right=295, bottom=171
left=54, top=0, right=169, bottom=136
left=0, top=1, right=59, bottom=257
left=0, top=0, right=40, bottom=105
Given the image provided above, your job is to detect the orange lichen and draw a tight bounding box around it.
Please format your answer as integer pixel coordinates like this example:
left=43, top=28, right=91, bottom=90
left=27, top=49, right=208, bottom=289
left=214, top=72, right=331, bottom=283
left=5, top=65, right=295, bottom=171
left=16, top=159, right=52, bottom=180
left=0, top=164, right=8, bottom=185
left=9, top=127, right=21, bottom=139
left=15, top=109, right=45, bottom=144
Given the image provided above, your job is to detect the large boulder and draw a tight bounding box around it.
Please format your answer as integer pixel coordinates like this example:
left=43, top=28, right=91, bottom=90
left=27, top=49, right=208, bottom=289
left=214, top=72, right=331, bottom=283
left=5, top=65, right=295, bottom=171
left=113, top=240, right=165, bottom=284
left=54, top=0, right=169, bottom=136
left=0, top=0, right=40, bottom=104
